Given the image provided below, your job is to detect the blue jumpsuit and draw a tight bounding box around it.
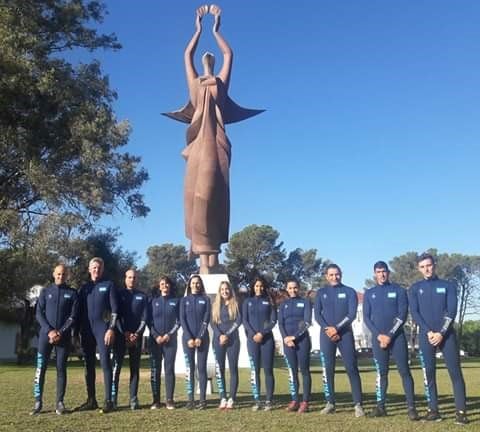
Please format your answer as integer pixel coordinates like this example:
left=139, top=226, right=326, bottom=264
left=34, top=283, right=78, bottom=404
left=180, top=294, right=211, bottom=402
left=314, top=284, right=362, bottom=405
left=148, top=294, right=180, bottom=403
left=363, top=283, right=415, bottom=408
left=112, top=288, right=147, bottom=405
left=78, top=279, right=119, bottom=403
left=211, top=304, right=242, bottom=401
left=242, top=296, right=277, bottom=402
left=278, top=296, right=312, bottom=403
left=408, top=277, right=466, bottom=411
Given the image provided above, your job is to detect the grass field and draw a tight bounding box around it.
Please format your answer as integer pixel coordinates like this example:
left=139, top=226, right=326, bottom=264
left=0, top=357, right=479, bottom=431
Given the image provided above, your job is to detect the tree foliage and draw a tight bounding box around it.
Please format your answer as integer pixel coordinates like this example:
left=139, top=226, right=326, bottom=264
left=278, top=248, right=327, bottom=291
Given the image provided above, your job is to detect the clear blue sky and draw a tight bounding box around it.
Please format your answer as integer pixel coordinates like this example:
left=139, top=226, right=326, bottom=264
left=87, top=0, right=479, bottom=289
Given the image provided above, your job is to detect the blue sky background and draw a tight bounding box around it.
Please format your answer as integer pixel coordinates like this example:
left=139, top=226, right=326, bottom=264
left=85, top=0, right=479, bottom=289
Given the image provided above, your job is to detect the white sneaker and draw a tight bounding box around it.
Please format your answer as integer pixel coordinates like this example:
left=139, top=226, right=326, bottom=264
left=226, top=398, right=234, bottom=409
left=219, top=398, right=227, bottom=410
left=320, top=402, right=336, bottom=415
left=354, top=403, right=365, bottom=418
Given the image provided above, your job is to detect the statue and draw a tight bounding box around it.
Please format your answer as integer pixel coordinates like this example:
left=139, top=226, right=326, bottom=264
left=163, top=5, right=264, bottom=274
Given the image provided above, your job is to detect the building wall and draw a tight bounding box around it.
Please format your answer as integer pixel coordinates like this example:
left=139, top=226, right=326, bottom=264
left=0, top=322, right=19, bottom=361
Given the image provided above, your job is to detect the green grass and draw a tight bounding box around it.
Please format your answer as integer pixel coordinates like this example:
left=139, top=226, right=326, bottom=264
left=0, top=357, right=479, bottom=431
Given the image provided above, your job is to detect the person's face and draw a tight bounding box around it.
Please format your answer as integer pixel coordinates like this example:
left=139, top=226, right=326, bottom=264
left=53, top=265, right=67, bottom=286
left=159, top=278, right=171, bottom=296
left=418, top=258, right=435, bottom=279
left=190, top=277, right=202, bottom=294
left=374, top=267, right=390, bottom=285
left=125, top=270, right=136, bottom=290
left=220, top=283, right=231, bottom=300
left=286, top=281, right=299, bottom=298
left=254, top=280, right=264, bottom=296
left=326, top=268, right=342, bottom=286
left=89, top=261, right=103, bottom=282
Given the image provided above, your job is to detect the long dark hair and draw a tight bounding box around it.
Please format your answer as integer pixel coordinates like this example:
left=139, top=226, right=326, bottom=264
left=249, top=276, right=273, bottom=304
left=185, top=274, right=206, bottom=295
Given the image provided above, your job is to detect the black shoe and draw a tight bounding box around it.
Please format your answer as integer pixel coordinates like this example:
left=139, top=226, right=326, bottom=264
left=368, top=405, right=387, bottom=418
left=55, top=401, right=66, bottom=415
left=408, top=407, right=420, bottom=421
left=99, top=400, right=114, bottom=414
left=423, top=409, right=442, bottom=422
left=30, top=401, right=42, bottom=416
left=196, top=401, right=207, bottom=410
left=185, top=400, right=195, bottom=410
left=455, top=411, right=469, bottom=425
left=77, top=398, right=98, bottom=411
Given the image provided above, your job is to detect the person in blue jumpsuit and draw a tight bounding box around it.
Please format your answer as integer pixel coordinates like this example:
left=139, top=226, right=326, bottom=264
left=148, top=275, right=180, bottom=410
left=363, top=261, right=419, bottom=420
left=409, top=253, right=468, bottom=424
left=31, top=264, right=78, bottom=416
left=180, top=274, right=211, bottom=409
left=314, top=263, right=364, bottom=417
left=278, top=279, right=312, bottom=414
left=111, top=269, right=147, bottom=410
left=77, top=257, right=119, bottom=413
left=243, top=276, right=277, bottom=411
left=211, top=280, right=241, bottom=410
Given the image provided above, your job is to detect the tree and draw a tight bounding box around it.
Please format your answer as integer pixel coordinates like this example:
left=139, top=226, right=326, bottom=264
left=278, top=248, right=327, bottom=291
left=459, top=320, right=480, bottom=356
left=142, top=244, right=197, bottom=296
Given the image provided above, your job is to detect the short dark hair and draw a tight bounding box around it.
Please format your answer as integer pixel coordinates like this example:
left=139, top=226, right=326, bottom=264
left=285, top=278, right=300, bottom=287
left=325, top=263, right=342, bottom=274
left=373, top=261, right=389, bottom=271
left=417, top=253, right=435, bottom=265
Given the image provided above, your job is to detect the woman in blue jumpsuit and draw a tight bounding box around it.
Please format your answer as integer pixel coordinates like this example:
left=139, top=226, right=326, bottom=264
left=242, top=276, right=277, bottom=411
left=180, top=275, right=211, bottom=409
left=148, top=276, right=180, bottom=410
left=211, top=280, right=241, bottom=410
left=278, top=279, right=312, bottom=413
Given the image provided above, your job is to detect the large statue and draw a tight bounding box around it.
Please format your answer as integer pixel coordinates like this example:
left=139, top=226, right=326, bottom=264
left=163, top=5, right=263, bottom=274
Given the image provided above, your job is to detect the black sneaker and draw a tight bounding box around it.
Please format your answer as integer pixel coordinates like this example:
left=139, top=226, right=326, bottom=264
left=55, top=401, right=66, bottom=415
left=185, top=400, right=195, bottom=410
left=150, top=401, right=161, bottom=410
left=196, top=400, right=207, bottom=410
left=76, top=398, right=98, bottom=411
left=455, top=411, right=469, bottom=425
left=30, top=401, right=42, bottom=416
left=368, top=405, right=387, bottom=417
left=99, top=400, right=114, bottom=414
left=408, top=407, right=420, bottom=421
left=423, top=409, right=442, bottom=422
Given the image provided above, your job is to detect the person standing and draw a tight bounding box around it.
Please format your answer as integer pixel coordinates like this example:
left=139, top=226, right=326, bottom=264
left=363, top=261, right=419, bottom=420
left=314, top=264, right=364, bottom=417
left=31, top=264, right=78, bottom=415
left=408, top=253, right=468, bottom=424
left=278, top=279, right=312, bottom=413
left=111, top=269, right=147, bottom=410
left=77, top=257, right=119, bottom=413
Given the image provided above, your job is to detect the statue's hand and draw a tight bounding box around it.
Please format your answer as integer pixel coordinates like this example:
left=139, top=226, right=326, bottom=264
left=196, top=5, right=208, bottom=32
left=210, top=4, right=221, bottom=32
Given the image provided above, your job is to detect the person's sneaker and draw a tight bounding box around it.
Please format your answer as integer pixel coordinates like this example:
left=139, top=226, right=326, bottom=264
left=320, top=402, right=336, bottom=415
left=185, top=400, right=195, bottom=410
left=423, top=409, right=442, bottom=422
left=196, top=400, right=207, bottom=410
left=55, top=401, right=66, bottom=415
left=285, top=401, right=299, bottom=412
left=368, top=405, right=387, bottom=418
left=455, top=411, right=469, bottom=425
left=30, top=401, right=42, bottom=416
left=76, top=398, right=98, bottom=411
left=226, top=398, right=234, bottom=409
left=218, top=398, right=227, bottom=410
left=354, top=403, right=365, bottom=418
left=264, top=400, right=273, bottom=411
left=408, top=407, right=420, bottom=421
left=166, top=400, right=175, bottom=410
left=251, top=401, right=262, bottom=411
left=150, top=401, right=161, bottom=410
left=297, top=401, right=309, bottom=414
left=130, top=399, right=140, bottom=410
left=99, top=400, right=114, bottom=414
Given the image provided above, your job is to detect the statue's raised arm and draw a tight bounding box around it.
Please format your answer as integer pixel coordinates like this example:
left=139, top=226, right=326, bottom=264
left=210, top=5, right=232, bottom=90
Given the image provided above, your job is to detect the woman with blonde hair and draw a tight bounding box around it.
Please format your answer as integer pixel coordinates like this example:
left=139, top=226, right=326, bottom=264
left=211, top=281, right=241, bottom=409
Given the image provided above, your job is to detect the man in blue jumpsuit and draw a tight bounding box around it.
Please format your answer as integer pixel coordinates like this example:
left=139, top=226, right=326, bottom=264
left=314, top=264, right=364, bottom=417
left=31, top=264, right=78, bottom=415
left=77, top=257, right=119, bottom=413
left=363, top=261, right=419, bottom=420
left=409, top=253, right=468, bottom=424
left=111, top=269, right=147, bottom=410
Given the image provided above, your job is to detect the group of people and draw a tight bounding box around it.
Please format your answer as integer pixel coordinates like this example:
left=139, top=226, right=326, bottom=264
left=30, top=253, right=468, bottom=425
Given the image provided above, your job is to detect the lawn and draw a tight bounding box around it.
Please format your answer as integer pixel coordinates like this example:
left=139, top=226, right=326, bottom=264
left=0, top=357, right=478, bottom=431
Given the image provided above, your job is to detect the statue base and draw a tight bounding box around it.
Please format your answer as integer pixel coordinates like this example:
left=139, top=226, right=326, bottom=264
left=198, top=273, right=230, bottom=295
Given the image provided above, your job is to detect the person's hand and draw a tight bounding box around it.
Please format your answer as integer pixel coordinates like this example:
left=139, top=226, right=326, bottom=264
left=104, top=329, right=115, bottom=346
left=187, top=338, right=196, bottom=348
left=127, top=332, right=138, bottom=348
left=210, top=4, right=221, bottom=32
left=428, top=331, right=443, bottom=346
left=219, top=334, right=228, bottom=346
left=48, top=330, right=61, bottom=344
left=284, top=336, right=296, bottom=346
left=156, top=335, right=164, bottom=345
left=253, top=332, right=263, bottom=343
left=325, top=326, right=338, bottom=338
left=331, top=334, right=340, bottom=342
left=377, top=334, right=391, bottom=349
left=163, top=334, right=170, bottom=344
left=195, top=338, right=202, bottom=347
left=196, top=5, right=208, bottom=32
